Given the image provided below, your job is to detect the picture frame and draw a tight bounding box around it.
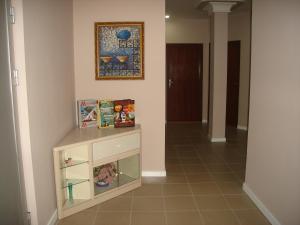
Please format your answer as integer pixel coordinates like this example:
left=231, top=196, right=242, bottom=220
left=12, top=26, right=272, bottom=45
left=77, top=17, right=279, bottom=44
left=95, top=22, right=144, bottom=80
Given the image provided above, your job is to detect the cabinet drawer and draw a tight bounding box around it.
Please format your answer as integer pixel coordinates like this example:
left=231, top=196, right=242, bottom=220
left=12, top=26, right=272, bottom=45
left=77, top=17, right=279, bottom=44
left=93, top=133, right=140, bottom=161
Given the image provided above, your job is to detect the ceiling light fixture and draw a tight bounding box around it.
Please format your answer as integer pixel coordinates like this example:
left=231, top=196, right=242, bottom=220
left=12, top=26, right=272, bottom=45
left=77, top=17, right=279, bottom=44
left=165, top=14, right=170, bottom=19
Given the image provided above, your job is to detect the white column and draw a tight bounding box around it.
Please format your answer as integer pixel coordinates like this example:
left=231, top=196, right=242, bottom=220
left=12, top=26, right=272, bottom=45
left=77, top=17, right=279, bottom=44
left=206, top=2, right=236, bottom=142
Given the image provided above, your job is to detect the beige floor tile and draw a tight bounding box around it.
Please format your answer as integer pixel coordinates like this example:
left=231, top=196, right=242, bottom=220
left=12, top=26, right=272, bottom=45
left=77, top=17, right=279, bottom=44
left=58, top=211, right=96, bottom=225
left=235, top=209, right=271, bottom=225
left=163, top=183, right=192, bottom=196
left=177, top=150, right=198, bottom=157
left=133, top=184, right=163, bottom=196
left=183, top=164, right=208, bottom=174
left=166, top=164, right=185, bottom=174
left=225, top=195, right=256, bottom=209
left=190, top=182, right=222, bottom=195
left=166, top=150, right=178, bottom=156
left=118, top=190, right=133, bottom=197
left=164, top=174, right=188, bottom=183
left=166, top=158, right=181, bottom=164
left=234, top=171, right=246, bottom=181
left=228, top=163, right=246, bottom=172
left=167, top=171, right=186, bottom=176
left=174, top=144, right=195, bottom=151
left=132, top=212, right=166, bottom=225
left=98, top=197, right=132, bottom=211
left=164, top=123, right=270, bottom=225
left=142, top=176, right=167, bottom=184
left=206, top=164, right=232, bottom=173
left=217, top=182, right=243, bottom=195
left=132, top=197, right=164, bottom=211
left=166, top=211, right=204, bottom=225
left=223, top=155, right=243, bottom=163
left=201, top=211, right=239, bottom=225
left=195, top=196, right=230, bottom=210
left=165, top=157, right=179, bottom=162
left=164, top=196, right=197, bottom=210
left=186, top=173, right=213, bottom=183
left=180, top=158, right=203, bottom=164
left=241, top=156, right=247, bottom=165
left=211, top=173, right=239, bottom=182
left=94, top=212, right=130, bottom=225
left=198, top=150, right=221, bottom=156
left=201, top=155, right=225, bottom=163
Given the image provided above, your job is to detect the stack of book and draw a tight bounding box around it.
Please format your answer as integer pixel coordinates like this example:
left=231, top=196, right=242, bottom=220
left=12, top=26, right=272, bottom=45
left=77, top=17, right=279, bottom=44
left=77, top=99, right=135, bottom=129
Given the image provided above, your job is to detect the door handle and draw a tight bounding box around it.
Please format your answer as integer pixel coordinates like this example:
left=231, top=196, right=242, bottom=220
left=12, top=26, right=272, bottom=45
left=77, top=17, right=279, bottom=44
left=168, top=78, right=174, bottom=88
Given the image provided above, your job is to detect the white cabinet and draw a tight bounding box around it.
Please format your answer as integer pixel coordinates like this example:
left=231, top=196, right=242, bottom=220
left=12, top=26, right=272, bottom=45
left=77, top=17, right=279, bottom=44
left=53, top=125, right=141, bottom=219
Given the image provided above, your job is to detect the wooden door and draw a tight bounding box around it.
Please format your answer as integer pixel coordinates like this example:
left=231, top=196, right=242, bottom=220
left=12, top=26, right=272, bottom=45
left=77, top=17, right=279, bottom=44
left=226, top=41, right=241, bottom=127
left=166, top=44, right=203, bottom=121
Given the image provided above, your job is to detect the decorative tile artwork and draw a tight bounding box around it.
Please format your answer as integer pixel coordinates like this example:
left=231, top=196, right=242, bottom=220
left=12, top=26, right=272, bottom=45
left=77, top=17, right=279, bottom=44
left=95, top=22, right=144, bottom=80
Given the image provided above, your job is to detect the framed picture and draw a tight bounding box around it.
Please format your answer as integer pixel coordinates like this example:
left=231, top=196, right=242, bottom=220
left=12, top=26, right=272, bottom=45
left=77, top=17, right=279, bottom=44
left=95, top=22, right=144, bottom=80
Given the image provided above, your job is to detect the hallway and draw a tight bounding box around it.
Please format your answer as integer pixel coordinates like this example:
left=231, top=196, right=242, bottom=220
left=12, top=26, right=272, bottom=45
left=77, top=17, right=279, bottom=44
left=166, top=122, right=247, bottom=183
left=58, top=123, right=270, bottom=225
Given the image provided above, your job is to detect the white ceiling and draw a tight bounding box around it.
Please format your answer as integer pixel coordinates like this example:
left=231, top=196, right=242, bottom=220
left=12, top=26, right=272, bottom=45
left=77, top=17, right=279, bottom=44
left=166, top=0, right=251, bottom=20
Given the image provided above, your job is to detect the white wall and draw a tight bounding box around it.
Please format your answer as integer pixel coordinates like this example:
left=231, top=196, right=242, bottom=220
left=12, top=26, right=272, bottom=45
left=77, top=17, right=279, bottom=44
left=22, top=0, right=75, bottom=224
left=166, top=18, right=210, bottom=43
left=73, top=0, right=166, bottom=172
left=166, top=18, right=210, bottom=122
left=245, top=1, right=300, bottom=225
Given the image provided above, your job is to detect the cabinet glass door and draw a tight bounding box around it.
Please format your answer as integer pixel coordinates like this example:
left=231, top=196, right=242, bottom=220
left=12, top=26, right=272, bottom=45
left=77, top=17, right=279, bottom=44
left=94, top=154, right=140, bottom=196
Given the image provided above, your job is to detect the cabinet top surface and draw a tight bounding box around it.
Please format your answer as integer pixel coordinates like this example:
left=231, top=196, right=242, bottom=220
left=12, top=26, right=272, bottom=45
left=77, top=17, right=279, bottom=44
left=54, top=124, right=141, bottom=150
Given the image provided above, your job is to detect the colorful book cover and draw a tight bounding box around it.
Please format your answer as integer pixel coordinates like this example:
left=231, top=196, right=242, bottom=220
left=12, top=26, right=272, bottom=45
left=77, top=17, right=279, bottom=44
left=77, top=99, right=98, bottom=128
left=98, top=100, right=114, bottom=128
left=114, top=99, right=135, bottom=128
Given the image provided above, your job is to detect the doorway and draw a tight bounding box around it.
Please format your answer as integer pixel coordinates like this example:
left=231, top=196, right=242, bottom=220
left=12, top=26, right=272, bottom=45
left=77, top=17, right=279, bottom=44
left=166, top=44, right=203, bottom=122
left=226, top=40, right=241, bottom=127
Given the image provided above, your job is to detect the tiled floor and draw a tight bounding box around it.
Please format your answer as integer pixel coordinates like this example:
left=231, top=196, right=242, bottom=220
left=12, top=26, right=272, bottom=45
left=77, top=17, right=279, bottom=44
left=58, top=123, right=271, bottom=225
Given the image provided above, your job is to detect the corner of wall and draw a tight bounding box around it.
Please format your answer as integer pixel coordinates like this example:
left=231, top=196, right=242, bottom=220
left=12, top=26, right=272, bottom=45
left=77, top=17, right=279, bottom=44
left=243, top=183, right=282, bottom=225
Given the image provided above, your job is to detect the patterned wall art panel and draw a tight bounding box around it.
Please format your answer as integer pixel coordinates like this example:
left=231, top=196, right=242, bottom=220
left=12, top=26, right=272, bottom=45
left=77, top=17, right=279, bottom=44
left=95, top=22, right=144, bottom=80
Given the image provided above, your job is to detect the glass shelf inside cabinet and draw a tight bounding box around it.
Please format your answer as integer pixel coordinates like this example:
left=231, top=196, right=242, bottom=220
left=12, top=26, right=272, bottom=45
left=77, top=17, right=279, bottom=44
left=63, top=178, right=89, bottom=188
left=60, top=160, right=88, bottom=169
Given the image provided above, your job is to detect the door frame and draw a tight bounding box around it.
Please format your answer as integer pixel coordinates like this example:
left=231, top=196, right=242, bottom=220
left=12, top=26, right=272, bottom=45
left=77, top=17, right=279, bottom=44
left=6, top=0, right=39, bottom=224
left=2, top=0, right=29, bottom=224
left=226, top=40, right=241, bottom=127
left=166, top=43, right=203, bottom=122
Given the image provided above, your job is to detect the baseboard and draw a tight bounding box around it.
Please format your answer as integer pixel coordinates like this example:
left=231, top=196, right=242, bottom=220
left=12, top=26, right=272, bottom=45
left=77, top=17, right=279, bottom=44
left=243, top=183, right=281, bottom=225
left=210, top=137, right=226, bottom=143
left=237, top=125, right=248, bottom=131
left=47, top=209, right=58, bottom=225
left=142, top=171, right=166, bottom=177
left=202, top=119, right=208, bottom=124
